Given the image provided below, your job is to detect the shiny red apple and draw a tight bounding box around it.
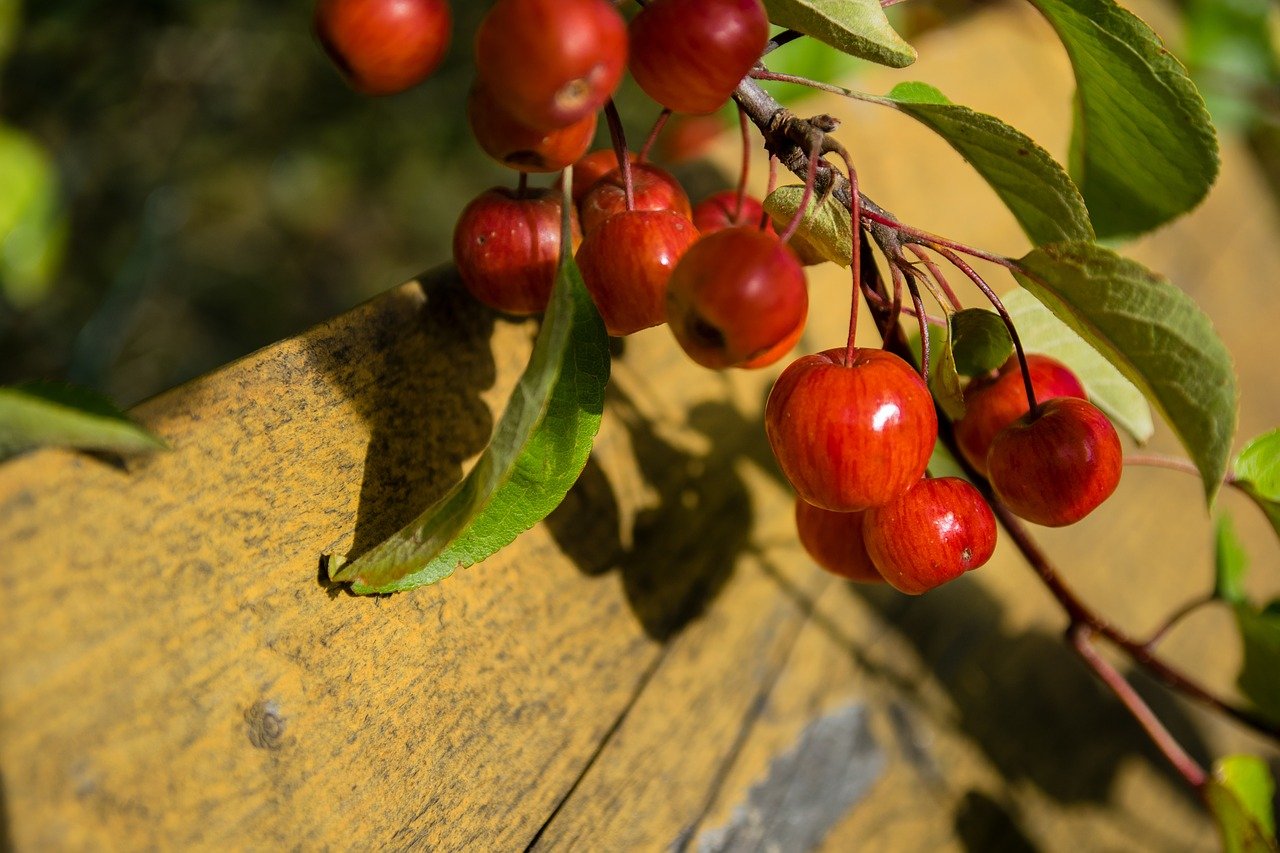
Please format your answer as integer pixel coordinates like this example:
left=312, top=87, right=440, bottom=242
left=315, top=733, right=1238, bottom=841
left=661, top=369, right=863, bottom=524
left=315, top=0, right=451, bottom=95
left=467, top=84, right=597, bottom=173
left=987, top=397, right=1122, bottom=527
left=954, top=354, right=1087, bottom=476
left=765, top=347, right=937, bottom=511
left=579, top=163, right=692, bottom=233
left=862, top=477, right=997, bottom=595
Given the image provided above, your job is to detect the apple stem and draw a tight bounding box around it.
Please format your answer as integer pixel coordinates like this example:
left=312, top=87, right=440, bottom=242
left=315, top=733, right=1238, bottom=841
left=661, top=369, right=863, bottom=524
left=841, top=151, right=862, bottom=365
left=861, top=288, right=945, bottom=325
left=903, top=268, right=930, bottom=380
left=906, top=246, right=963, bottom=311
left=734, top=106, right=751, bottom=223
left=777, top=138, right=821, bottom=245
left=638, top=107, right=671, bottom=163
left=1141, top=593, right=1217, bottom=650
left=929, top=243, right=1038, bottom=412
left=760, top=155, right=779, bottom=232
left=1068, top=624, right=1208, bottom=790
left=603, top=99, right=634, bottom=211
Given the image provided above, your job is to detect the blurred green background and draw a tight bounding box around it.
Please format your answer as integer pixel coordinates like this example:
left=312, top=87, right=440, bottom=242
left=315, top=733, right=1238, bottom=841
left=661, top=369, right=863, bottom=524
left=0, top=0, right=1275, bottom=407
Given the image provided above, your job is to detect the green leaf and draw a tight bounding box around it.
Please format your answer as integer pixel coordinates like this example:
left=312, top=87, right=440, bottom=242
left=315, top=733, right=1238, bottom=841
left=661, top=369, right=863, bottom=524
left=1236, top=430, right=1280, bottom=499
left=1235, top=430, right=1280, bottom=540
left=1184, top=0, right=1279, bottom=131
left=949, top=308, right=1013, bottom=377
left=761, top=0, right=916, bottom=68
left=0, top=381, right=166, bottom=459
left=1028, top=0, right=1220, bottom=238
left=328, top=238, right=610, bottom=594
left=1206, top=755, right=1280, bottom=853
left=875, top=82, right=1093, bottom=246
left=0, top=0, right=19, bottom=62
left=1234, top=601, right=1280, bottom=725
left=762, top=186, right=852, bottom=267
left=1215, top=513, right=1249, bottom=605
left=930, top=315, right=966, bottom=421
left=1012, top=244, right=1237, bottom=501
left=0, top=124, right=67, bottom=306
left=1000, top=287, right=1153, bottom=444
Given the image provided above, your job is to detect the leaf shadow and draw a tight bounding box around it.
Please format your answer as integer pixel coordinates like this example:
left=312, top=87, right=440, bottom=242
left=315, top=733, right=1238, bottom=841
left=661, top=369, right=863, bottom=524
left=304, top=268, right=500, bottom=589
left=545, top=388, right=753, bottom=642
left=845, top=579, right=1212, bottom=809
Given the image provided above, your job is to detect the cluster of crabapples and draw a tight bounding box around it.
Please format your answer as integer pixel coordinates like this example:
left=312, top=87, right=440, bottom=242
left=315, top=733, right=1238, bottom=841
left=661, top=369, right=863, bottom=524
left=315, top=0, right=1126, bottom=595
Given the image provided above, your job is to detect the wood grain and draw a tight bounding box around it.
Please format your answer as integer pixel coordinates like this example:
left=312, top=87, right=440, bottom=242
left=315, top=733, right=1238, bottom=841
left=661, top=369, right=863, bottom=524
left=3, top=4, right=1279, bottom=850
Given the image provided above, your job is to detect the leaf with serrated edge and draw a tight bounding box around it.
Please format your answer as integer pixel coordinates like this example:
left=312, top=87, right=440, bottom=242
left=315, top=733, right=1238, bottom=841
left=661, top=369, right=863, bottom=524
left=877, top=82, right=1093, bottom=246
left=0, top=382, right=166, bottom=460
left=1011, top=245, right=1235, bottom=499
left=1215, top=513, right=1249, bottom=605
left=949, top=308, right=1013, bottom=377
left=763, top=187, right=852, bottom=268
left=761, top=0, right=915, bottom=68
left=1001, top=287, right=1152, bottom=444
left=328, top=250, right=610, bottom=594
left=1207, top=755, right=1280, bottom=853
left=1235, top=602, right=1280, bottom=725
left=1029, top=0, right=1219, bottom=238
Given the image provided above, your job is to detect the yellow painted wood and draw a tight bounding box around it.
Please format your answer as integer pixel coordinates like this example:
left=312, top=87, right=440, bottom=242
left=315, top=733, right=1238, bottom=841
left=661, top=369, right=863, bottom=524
left=3, top=4, right=1278, bottom=851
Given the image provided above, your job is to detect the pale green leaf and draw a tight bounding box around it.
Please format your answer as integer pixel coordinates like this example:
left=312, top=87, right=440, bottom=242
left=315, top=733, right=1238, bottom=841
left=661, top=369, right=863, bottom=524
left=762, top=0, right=915, bottom=68
left=1184, top=0, right=1279, bottom=130
left=1215, top=513, right=1249, bottom=605
left=949, top=308, right=1013, bottom=377
left=0, top=124, right=66, bottom=306
left=1206, top=755, right=1280, bottom=853
left=1029, top=0, right=1220, bottom=238
left=876, top=82, right=1093, bottom=246
left=1235, top=430, right=1280, bottom=541
left=1012, top=245, right=1236, bottom=499
left=762, top=186, right=852, bottom=267
left=930, top=316, right=966, bottom=421
left=1001, top=287, right=1153, bottom=444
left=1234, top=601, right=1280, bottom=725
left=0, top=382, right=166, bottom=459
left=328, top=247, right=610, bottom=594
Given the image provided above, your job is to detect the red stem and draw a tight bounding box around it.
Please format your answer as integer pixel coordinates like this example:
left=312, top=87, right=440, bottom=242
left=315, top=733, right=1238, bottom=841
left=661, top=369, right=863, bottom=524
left=906, top=246, right=963, bottom=311
left=603, top=100, right=634, bottom=211
left=1069, top=624, right=1208, bottom=789
left=778, top=139, right=821, bottom=245
left=639, top=108, right=671, bottom=163
left=842, top=153, right=862, bottom=364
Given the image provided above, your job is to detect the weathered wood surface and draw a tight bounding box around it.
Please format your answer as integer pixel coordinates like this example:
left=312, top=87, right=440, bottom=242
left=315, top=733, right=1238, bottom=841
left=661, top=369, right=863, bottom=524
left=3, top=5, right=1279, bottom=850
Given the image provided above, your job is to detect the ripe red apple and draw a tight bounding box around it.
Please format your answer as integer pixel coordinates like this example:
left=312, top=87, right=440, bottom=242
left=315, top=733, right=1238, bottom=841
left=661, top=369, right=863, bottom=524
left=628, top=0, right=768, bottom=114
left=862, top=477, right=997, bottom=595
left=467, top=84, right=597, bottom=173
left=987, top=397, right=1122, bottom=527
left=765, top=347, right=938, bottom=511
left=576, top=210, right=698, bottom=335
left=315, top=0, right=452, bottom=96
left=475, top=0, right=627, bottom=130
left=954, top=354, right=1087, bottom=476
left=692, top=190, right=774, bottom=236
left=794, top=498, right=884, bottom=584
left=579, top=163, right=693, bottom=233
left=452, top=187, right=580, bottom=315
left=666, top=227, right=807, bottom=369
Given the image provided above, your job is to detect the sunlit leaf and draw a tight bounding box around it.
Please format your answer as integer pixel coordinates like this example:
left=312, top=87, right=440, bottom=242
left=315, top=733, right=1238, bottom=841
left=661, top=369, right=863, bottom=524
left=1215, top=513, right=1249, bottom=605
left=761, top=0, right=915, bottom=68
left=1205, top=755, right=1280, bottom=852
left=874, top=82, right=1093, bottom=246
left=1232, top=429, right=1280, bottom=541
left=1030, top=0, right=1220, bottom=238
left=1013, top=244, right=1236, bottom=501
left=328, top=209, right=610, bottom=594
left=0, top=382, right=166, bottom=460
left=1001, top=287, right=1153, bottom=444
left=763, top=186, right=853, bottom=268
